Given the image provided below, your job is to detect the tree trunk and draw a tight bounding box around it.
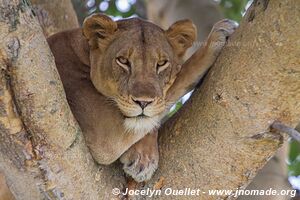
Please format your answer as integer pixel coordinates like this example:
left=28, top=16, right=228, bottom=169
left=0, top=0, right=299, bottom=200
left=30, top=0, right=79, bottom=37
left=141, top=1, right=300, bottom=199
left=238, top=143, right=292, bottom=200
left=0, top=0, right=100, bottom=199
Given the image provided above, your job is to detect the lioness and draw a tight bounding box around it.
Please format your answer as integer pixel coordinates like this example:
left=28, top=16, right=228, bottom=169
left=47, top=14, right=236, bottom=182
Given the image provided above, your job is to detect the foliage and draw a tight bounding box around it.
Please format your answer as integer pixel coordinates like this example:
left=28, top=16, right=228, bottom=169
left=289, top=139, right=300, bottom=176
left=219, top=0, right=250, bottom=22
left=72, top=0, right=139, bottom=24
left=92, top=0, right=136, bottom=18
left=168, top=101, right=183, bottom=117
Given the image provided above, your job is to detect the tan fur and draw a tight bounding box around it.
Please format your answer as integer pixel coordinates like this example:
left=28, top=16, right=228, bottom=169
left=0, top=173, right=14, bottom=200
left=47, top=14, right=237, bottom=182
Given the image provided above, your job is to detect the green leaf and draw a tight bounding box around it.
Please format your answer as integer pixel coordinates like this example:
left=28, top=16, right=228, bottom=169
left=219, top=0, right=250, bottom=22
left=168, top=101, right=183, bottom=117
left=288, top=157, right=300, bottom=176
left=289, top=140, right=300, bottom=163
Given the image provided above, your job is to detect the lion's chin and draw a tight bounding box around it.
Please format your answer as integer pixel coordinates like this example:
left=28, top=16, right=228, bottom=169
left=124, top=115, right=160, bottom=134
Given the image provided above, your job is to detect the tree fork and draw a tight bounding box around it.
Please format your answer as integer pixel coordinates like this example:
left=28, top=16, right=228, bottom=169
left=0, top=0, right=299, bottom=200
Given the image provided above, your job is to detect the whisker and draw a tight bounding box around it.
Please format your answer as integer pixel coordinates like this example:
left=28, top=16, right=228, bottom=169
left=104, top=97, right=118, bottom=107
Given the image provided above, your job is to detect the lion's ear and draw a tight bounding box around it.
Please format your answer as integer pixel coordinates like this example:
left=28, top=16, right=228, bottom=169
left=83, top=13, right=117, bottom=49
left=166, top=19, right=197, bottom=58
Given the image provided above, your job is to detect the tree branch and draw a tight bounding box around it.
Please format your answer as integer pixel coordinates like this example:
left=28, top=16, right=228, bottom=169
left=272, top=121, right=300, bottom=143
left=0, top=0, right=101, bottom=199
left=141, top=1, right=300, bottom=199
left=31, top=0, right=79, bottom=36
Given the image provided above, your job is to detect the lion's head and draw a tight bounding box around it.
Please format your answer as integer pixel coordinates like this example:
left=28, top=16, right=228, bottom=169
left=83, top=14, right=196, bottom=134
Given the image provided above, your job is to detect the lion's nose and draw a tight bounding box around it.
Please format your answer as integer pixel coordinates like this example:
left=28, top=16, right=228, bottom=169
left=132, top=98, right=153, bottom=109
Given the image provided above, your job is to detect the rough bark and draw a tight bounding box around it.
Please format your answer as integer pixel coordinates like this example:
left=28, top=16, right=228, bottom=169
left=30, top=0, right=79, bottom=37
left=0, top=0, right=100, bottom=199
left=0, top=0, right=299, bottom=200
left=238, top=143, right=292, bottom=200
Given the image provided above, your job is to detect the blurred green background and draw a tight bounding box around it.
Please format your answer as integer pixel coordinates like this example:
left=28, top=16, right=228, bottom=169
left=72, top=0, right=250, bottom=23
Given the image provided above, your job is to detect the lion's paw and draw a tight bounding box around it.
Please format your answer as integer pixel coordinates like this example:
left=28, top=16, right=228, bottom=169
left=120, top=143, right=159, bottom=182
left=208, top=19, right=238, bottom=53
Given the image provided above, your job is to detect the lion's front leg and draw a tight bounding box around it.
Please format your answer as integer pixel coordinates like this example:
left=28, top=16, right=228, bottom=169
left=166, top=19, right=238, bottom=103
left=120, top=130, right=159, bottom=182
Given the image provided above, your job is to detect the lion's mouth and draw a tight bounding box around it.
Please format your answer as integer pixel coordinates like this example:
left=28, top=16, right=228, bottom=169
left=137, top=113, right=147, bottom=117
left=125, top=113, right=149, bottom=119
left=123, top=114, right=160, bottom=134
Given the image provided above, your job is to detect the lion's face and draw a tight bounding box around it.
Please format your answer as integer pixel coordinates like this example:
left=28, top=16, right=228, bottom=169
left=83, top=14, right=196, bottom=133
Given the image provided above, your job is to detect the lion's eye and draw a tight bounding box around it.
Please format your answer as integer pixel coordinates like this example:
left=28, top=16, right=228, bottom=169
left=157, top=60, right=169, bottom=74
left=116, top=57, right=130, bottom=71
